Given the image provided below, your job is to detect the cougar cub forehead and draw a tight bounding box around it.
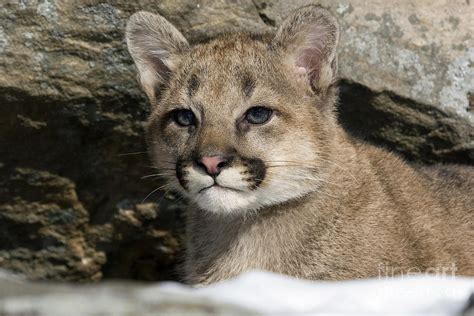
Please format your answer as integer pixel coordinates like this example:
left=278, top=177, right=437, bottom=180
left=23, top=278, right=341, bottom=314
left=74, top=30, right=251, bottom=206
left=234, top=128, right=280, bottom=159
left=126, top=6, right=340, bottom=213
left=162, top=36, right=306, bottom=120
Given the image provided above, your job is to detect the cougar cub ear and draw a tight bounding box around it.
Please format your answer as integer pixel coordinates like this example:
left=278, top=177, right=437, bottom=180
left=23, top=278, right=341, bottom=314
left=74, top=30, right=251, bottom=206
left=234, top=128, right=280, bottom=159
left=126, top=11, right=189, bottom=101
left=273, top=5, right=339, bottom=93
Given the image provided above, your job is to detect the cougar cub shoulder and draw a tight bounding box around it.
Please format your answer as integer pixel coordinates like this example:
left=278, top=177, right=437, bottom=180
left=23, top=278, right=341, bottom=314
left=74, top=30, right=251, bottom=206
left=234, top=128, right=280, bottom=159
left=126, top=5, right=474, bottom=285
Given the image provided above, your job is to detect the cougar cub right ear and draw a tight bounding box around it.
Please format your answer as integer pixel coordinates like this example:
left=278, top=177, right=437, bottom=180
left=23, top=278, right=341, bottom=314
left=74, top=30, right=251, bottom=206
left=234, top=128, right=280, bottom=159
left=126, top=11, right=189, bottom=102
left=273, top=5, right=340, bottom=93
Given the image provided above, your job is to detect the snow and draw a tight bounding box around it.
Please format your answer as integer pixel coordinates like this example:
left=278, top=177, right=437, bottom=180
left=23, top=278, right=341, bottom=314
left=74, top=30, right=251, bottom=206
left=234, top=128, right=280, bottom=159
left=154, top=271, right=474, bottom=315
left=1, top=270, right=473, bottom=315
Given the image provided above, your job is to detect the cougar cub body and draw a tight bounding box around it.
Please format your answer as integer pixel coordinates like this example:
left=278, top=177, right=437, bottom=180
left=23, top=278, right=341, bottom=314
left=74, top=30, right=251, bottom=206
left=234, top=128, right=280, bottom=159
left=126, top=5, right=474, bottom=284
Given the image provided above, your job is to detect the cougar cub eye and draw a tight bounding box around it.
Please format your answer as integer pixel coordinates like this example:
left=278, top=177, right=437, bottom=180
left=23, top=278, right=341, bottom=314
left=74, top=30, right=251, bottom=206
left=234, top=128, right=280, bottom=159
left=245, top=106, right=273, bottom=125
left=172, top=109, right=196, bottom=126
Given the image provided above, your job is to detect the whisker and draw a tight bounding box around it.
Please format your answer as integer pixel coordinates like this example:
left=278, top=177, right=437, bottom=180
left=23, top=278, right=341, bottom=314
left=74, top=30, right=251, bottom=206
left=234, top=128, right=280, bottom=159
left=255, top=179, right=340, bottom=199
left=142, top=183, right=173, bottom=203
left=264, top=158, right=359, bottom=183
left=164, top=192, right=187, bottom=205
left=117, top=151, right=149, bottom=157
left=141, top=173, right=174, bottom=179
left=262, top=172, right=343, bottom=188
left=143, top=165, right=175, bottom=170
left=266, top=164, right=315, bottom=169
left=157, top=187, right=176, bottom=205
left=159, top=160, right=176, bottom=164
left=145, top=159, right=176, bottom=164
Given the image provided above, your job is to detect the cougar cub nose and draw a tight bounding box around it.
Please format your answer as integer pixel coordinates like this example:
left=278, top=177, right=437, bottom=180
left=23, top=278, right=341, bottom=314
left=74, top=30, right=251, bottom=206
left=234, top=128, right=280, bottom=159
left=197, top=155, right=228, bottom=176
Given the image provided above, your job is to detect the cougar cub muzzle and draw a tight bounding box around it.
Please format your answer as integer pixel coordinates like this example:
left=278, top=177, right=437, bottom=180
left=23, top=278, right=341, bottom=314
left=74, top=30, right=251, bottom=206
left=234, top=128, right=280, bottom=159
left=176, top=151, right=266, bottom=192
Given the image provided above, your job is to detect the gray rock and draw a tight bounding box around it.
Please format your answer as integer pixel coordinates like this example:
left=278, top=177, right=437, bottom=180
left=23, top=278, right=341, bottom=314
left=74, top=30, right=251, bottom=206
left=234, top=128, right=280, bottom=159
left=0, top=0, right=472, bottom=282
left=253, top=0, right=474, bottom=162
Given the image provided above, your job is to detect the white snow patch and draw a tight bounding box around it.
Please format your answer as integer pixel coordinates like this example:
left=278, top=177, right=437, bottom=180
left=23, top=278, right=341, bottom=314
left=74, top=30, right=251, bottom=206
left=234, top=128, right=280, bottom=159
left=152, top=271, right=474, bottom=315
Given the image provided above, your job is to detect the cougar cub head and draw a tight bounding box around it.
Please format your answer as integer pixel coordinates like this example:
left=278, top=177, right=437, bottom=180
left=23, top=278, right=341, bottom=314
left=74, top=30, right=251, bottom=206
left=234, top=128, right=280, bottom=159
left=126, top=5, right=340, bottom=214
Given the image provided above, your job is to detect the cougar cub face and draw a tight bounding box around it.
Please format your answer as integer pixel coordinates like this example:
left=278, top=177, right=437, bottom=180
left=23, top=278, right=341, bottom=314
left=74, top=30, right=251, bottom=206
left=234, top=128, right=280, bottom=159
left=127, top=6, right=340, bottom=213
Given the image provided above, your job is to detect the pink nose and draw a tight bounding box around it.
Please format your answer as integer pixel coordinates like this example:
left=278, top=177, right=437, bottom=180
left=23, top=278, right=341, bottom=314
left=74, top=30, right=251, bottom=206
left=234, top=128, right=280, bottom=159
left=200, top=155, right=227, bottom=175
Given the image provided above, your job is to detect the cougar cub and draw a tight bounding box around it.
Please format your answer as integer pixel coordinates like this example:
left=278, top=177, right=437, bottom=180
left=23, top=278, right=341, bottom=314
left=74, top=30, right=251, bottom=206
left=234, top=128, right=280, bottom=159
left=126, top=5, right=473, bottom=285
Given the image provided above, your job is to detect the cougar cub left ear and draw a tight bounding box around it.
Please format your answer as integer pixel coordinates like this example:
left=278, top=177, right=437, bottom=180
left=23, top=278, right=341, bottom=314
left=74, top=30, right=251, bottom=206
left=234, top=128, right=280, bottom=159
left=126, top=11, right=189, bottom=102
left=273, top=5, right=339, bottom=93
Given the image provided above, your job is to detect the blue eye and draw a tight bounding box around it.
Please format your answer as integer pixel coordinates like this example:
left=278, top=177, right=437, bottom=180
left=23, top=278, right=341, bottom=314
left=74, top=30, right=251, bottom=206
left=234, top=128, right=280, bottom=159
left=172, top=109, right=196, bottom=126
left=245, top=106, right=273, bottom=124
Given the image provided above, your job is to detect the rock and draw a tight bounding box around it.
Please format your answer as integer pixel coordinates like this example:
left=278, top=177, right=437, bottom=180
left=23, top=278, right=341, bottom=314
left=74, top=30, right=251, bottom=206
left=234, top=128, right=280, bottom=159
left=98, top=197, right=186, bottom=281
left=253, top=0, right=474, bottom=163
left=0, top=167, right=105, bottom=281
left=0, top=0, right=472, bottom=281
left=0, top=165, right=186, bottom=282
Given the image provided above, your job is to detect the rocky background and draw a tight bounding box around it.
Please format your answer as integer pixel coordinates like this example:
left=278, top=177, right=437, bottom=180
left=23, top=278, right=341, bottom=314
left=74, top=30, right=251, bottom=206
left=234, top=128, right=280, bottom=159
left=0, top=0, right=472, bottom=282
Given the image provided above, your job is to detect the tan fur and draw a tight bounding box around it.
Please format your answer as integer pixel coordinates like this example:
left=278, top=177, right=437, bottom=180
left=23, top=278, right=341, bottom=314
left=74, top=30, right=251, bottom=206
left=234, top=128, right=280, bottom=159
left=126, top=5, right=474, bottom=285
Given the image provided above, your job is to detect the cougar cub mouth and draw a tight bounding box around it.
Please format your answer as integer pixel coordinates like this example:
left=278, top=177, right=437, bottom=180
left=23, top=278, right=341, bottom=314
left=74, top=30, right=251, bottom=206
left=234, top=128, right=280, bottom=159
left=175, top=152, right=267, bottom=212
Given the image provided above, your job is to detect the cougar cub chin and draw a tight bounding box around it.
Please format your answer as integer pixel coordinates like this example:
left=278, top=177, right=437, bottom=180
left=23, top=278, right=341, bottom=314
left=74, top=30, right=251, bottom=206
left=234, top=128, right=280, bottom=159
left=126, top=5, right=473, bottom=285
